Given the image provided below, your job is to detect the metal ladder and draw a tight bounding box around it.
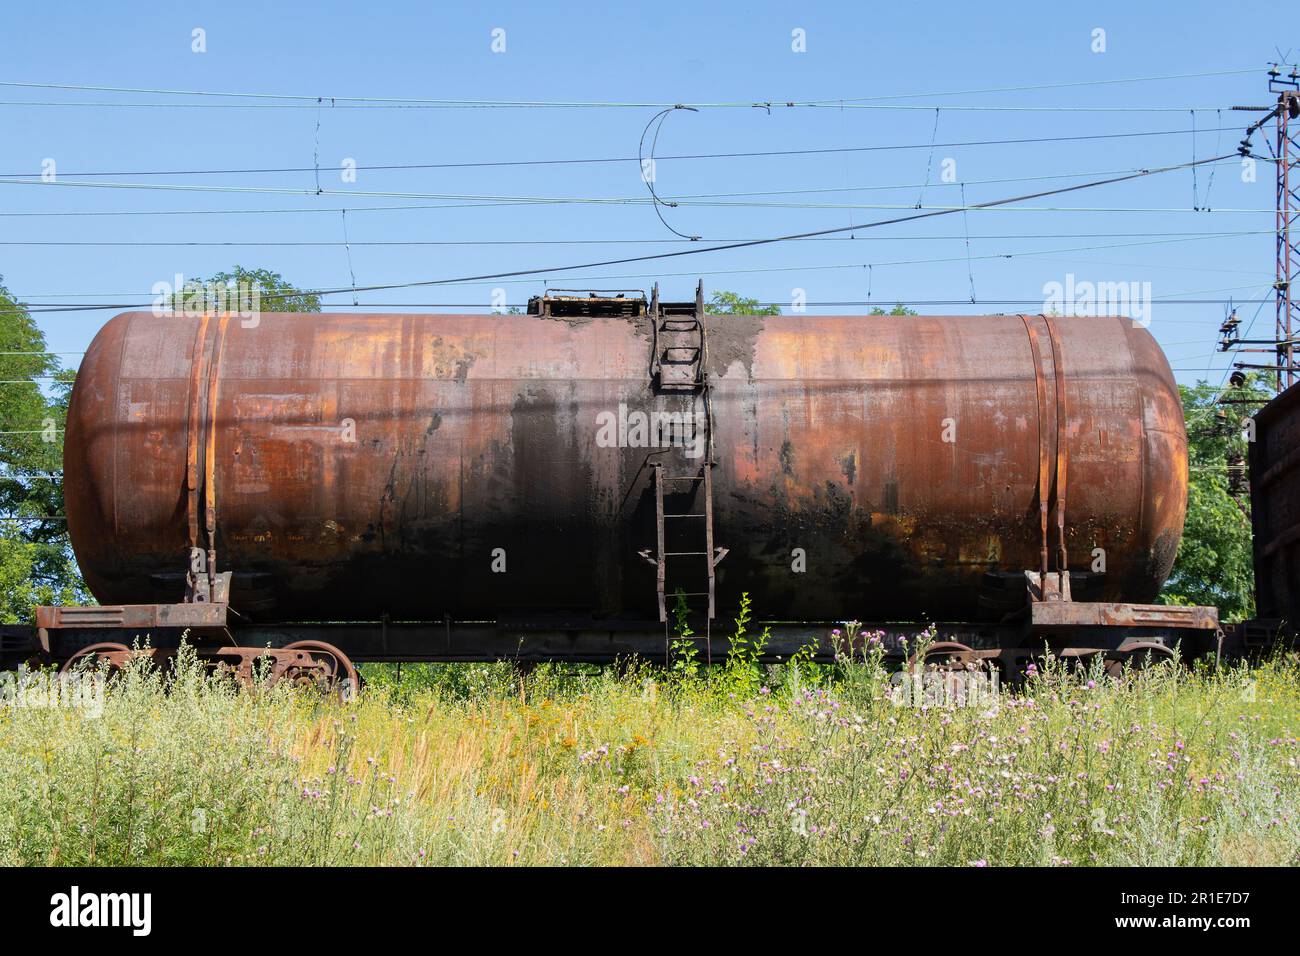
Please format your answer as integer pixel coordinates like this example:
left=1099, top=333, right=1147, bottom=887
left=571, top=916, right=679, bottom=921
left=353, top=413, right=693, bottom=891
left=646, top=460, right=728, bottom=626
left=650, top=281, right=706, bottom=391
left=638, top=282, right=728, bottom=651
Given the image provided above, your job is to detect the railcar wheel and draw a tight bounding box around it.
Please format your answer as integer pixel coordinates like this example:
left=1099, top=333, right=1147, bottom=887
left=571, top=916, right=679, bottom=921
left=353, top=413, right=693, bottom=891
left=1103, top=641, right=1176, bottom=678
left=270, top=640, right=359, bottom=701
left=908, top=641, right=977, bottom=674
left=58, top=641, right=137, bottom=677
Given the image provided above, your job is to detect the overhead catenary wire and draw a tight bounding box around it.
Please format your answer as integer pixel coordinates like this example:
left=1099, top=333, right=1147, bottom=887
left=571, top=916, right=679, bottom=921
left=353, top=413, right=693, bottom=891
left=3, top=230, right=1274, bottom=254
left=2, top=76, right=1280, bottom=381
left=11, top=298, right=1273, bottom=313
left=152, top=151, right=1248, bottom=293
left=1, top=198, right=1269, bottom=217
left=0, top=67, right=1264, bottom=108
left=10, top=217, right=1258, bottom=314
left=0, top=160, right=1249, bottom=225
left=639, top=105, right=701, bottom=240
left=0, top=128, right=1246, bottom=181
left=0, top=100, right=1256, bottom=113
left=0, top=178, right=1274, bottom=214
left=0, top=228, right=1272, bottom=249
left=0, top=162, right=1245, bottom=202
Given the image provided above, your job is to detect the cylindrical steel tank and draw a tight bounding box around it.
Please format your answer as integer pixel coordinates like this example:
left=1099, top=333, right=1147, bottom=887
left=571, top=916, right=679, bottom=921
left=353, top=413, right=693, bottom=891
left=64, top=309, right=1186, bottom=623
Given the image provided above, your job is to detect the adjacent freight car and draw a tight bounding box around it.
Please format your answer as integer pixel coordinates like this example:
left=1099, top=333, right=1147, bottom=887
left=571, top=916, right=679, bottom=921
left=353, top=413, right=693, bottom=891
left=21, top=285, right=1226, bottom=686
left=1227, top=381, right=1300, bottom=652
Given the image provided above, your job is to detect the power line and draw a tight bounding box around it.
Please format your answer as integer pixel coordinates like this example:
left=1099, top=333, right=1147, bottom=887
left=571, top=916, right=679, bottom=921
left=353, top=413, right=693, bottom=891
left=0, top=99, right=1246, bottom=113
left=0, top=159, right=1248, bottom=220
left=0, top=201, right=1263, bottom=219
left=0, top=122, right=1262, bottom=332
left=0, top=156, right=1243, bottom=185
left=0, top=126, right=1244, bottom=186
left=11, top=299, right=1269, bottom=313
left=15, top=224, right=1256, bottom=314
left=3, top=229, right=1271, bottom=248
left=0, top=67, right=1262, bottom=108
left=204, top=155, right=1245, bottom=293
left=11, top=200, right=1264, bottom=218
left=0, top=179, right=1273, bottom=214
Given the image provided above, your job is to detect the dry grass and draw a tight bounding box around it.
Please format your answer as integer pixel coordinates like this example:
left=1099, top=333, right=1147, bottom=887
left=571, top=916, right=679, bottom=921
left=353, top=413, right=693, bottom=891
left=0, top=643, right=1297, bottom=866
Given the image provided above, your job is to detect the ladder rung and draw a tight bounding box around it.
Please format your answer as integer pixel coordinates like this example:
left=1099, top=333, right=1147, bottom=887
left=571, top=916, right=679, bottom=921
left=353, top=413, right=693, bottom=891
left=664, top=513, right=706, bottom=518
left=665, top=551, right=709, bottom=556
left=669, top=591, right=711, bottom=597
left=661, top=475, right=702, bottom=482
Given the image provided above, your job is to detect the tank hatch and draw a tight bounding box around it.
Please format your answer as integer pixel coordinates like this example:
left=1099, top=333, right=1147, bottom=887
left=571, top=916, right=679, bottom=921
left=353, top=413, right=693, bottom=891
left=527, top=289, right=648, bottom=318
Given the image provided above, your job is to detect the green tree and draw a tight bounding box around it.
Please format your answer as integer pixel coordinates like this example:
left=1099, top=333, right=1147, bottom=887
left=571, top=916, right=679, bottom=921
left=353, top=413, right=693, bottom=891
left=870, top=303, right=917, bottom=316
left=172, top=265, right=322, bottom=314
left=0, top=276, right=83, bottom=622
left=1158, top=375, right=1269, bottom=620
left=706, top=291, right=781, bottom=316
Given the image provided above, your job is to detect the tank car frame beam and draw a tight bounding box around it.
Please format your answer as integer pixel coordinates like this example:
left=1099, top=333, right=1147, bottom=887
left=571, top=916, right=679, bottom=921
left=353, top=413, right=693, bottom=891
left=26, top=600, right=1219, bottom=667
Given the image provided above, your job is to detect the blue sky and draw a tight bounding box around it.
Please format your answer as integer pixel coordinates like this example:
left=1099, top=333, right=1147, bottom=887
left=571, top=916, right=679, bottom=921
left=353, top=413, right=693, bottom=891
left=0, top=0, right=1294, bottom=386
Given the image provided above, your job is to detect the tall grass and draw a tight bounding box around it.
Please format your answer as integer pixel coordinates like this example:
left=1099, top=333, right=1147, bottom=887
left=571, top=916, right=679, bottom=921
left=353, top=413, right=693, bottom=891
left=0, top=638, right=1296, bottom=866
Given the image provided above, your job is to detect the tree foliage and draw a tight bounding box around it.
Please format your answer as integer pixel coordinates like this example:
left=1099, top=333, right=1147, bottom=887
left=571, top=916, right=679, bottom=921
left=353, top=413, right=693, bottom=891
left=0, top=275, right=84, bottom=622
left=1158, top=375, right=1270, bottom=620
left=0, top=266, right=326, bottom=624
left=172, top=266, right=322, bottom=314
left=705, top=292, right=919, bottom=317
left=706, top=291, right=781, bottom=316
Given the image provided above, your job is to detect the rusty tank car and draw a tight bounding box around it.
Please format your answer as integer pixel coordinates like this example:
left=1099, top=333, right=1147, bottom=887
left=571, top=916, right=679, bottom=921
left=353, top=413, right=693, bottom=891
left=27, top=284, right=1220, bottom=685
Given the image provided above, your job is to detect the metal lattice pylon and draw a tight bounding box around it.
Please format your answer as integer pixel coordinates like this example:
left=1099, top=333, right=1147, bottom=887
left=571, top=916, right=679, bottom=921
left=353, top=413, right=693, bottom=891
left=1269, top=69, right=1300, bottom=392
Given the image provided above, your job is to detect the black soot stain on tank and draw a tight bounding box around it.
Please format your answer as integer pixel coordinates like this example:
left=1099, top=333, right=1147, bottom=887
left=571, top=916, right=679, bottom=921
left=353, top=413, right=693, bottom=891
left=705, top=313, right=766, bottom=380
left=779, top=440, right=796, bottom=477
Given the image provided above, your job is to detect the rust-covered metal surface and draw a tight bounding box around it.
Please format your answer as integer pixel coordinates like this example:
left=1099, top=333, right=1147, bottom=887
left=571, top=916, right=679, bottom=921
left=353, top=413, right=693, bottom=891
left=63, top=309, right=1187, bottom=624
left=1249, top=383, right=1300, bottom=631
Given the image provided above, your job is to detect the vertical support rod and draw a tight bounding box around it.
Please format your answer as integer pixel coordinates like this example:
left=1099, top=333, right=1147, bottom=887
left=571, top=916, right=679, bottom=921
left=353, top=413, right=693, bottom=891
left=1042, top=314, right=1070, bottom=598
left=652, top=462, right=666, bottom=625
